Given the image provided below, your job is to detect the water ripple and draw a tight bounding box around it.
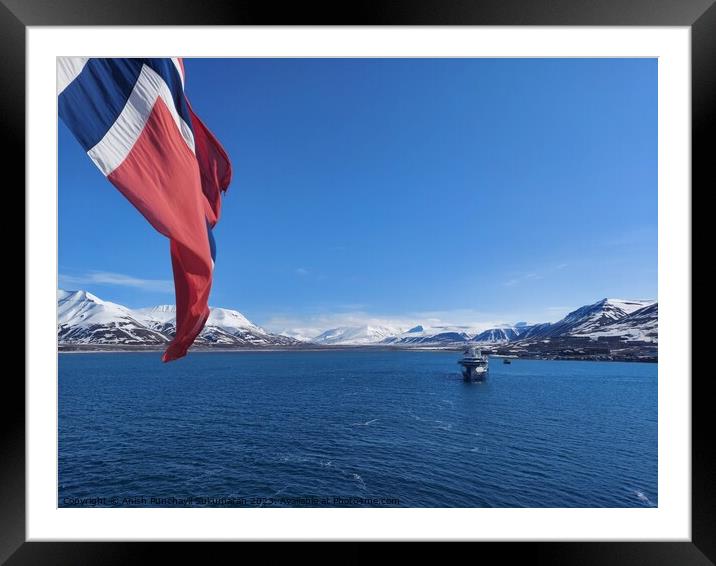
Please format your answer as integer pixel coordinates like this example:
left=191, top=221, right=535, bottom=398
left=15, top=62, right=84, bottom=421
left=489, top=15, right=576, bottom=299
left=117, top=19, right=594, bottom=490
left=59, top=352, right=657, bottom=508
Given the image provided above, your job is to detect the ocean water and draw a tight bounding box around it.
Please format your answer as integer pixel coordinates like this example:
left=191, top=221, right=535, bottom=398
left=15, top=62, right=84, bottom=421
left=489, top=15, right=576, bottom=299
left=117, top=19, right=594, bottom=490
left=58, top=351, right=657, bottom=508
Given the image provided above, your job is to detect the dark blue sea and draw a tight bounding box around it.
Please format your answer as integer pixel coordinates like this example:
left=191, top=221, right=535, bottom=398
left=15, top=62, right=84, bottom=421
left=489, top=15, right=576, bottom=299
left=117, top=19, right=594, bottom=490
left=58, top=351, right=657, bottom=508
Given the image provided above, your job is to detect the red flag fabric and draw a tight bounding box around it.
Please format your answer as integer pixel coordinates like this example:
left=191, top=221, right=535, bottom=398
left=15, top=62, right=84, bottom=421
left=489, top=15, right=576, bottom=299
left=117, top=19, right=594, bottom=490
left=57, top=58, right=232, bottom=362
left=189, top=104, right=233, bottom=227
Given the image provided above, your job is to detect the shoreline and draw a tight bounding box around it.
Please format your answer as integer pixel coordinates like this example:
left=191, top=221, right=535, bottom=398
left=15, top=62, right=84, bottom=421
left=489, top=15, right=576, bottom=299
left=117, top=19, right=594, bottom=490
left=58, top=345, right=657, bottom=363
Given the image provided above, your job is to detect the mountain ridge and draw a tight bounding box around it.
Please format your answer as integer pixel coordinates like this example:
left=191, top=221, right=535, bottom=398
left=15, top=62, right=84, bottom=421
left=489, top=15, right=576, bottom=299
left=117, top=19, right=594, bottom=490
left=307, top=298, right=657, bottom=346
left=57, top=291, right=657, bottom=358
left=58, top=289, right=299, bottom=347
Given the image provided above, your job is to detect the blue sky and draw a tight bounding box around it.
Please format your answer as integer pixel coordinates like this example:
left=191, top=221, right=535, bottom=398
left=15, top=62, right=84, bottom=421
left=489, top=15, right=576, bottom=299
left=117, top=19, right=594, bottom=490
left=59, top=58, right=657, bottom=334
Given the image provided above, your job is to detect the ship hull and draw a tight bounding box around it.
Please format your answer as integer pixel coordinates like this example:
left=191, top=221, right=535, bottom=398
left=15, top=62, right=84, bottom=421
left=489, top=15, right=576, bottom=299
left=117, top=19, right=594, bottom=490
left=459, top=363, right=488, bottom=381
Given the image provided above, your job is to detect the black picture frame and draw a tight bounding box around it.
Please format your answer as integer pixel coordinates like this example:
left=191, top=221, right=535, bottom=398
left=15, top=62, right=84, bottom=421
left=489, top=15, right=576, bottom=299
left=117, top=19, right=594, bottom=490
left=6, top=0, right=708, bottom=561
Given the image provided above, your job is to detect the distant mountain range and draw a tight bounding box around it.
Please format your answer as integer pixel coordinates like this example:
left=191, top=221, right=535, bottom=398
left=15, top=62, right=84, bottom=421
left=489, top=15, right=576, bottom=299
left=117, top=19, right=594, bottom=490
left=311, top=325, right=400, bottom=346
left=304, top=298, right=657, bottom=347
left=58, top=291, right=657, bottom=358
left=58, top=290, right=298, bottom=347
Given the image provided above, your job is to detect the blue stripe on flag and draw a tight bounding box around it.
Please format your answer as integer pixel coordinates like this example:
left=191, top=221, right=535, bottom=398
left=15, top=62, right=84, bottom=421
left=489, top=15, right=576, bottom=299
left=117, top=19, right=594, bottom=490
left=207, top=219, right=217, bottom=263
left=58, top=58, right=192, bottom=152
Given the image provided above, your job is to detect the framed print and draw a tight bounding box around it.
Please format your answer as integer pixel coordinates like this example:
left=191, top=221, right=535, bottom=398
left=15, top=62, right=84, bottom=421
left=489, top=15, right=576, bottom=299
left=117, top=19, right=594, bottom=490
left=7, top=0, right=710, bottom=561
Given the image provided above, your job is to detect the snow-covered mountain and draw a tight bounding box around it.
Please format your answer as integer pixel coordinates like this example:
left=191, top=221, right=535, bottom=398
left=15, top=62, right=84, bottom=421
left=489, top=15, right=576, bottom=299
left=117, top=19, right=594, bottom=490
left=200, top=307, right=298, bottom=346
left=58, top=290, right=169, bottom=345
left=277, top=329, right=318, bottom=343
left=469, top=299, right=657, bottom=345
left=312, top=325, right=404, bottom=345
left=59, top=291, right=657, bottom=349
left=305, top=298, right=658, bottom=346
left=524, top=298, right=655, bottom=340
left=473, top=325, right=529, bottom=343
left=575, top=302, right=658, bottom=343
left=381, top=325, right=477, bottom=345
left=58, top=290, right=299, bottom=347
left=134, top=304, right=294, bottom=346
left=135, top=304, right=178, bottom=335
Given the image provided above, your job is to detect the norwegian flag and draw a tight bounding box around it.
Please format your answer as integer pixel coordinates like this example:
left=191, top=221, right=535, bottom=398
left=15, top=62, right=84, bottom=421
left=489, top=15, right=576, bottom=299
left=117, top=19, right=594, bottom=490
left=58, top=58, right=232, bottom=362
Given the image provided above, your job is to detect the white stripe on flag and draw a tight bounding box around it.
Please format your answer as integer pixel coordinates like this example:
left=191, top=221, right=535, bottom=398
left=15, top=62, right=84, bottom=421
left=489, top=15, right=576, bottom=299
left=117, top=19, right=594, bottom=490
left=171, top=58, right=185, bottom=89
left=87, top=63, right=195, bottom=176
left=56, top=57, right=90, bottom=95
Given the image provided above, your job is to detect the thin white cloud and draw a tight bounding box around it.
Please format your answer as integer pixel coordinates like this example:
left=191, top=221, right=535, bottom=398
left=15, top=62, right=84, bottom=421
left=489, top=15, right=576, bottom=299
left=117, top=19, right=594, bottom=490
left=504, top=262, right=568, bottom=287
left=295, top=267, right=309, bottom=276
left=59, top=271, right=173, bottom=293
left=504, top=272, right=543, bottom=287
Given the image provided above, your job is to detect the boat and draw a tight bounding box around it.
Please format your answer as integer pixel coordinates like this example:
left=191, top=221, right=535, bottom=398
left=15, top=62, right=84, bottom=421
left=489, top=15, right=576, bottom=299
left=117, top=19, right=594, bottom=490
left=458, top=346, right=488, bottom=381
left=503, top=358, right=512, bottom=364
